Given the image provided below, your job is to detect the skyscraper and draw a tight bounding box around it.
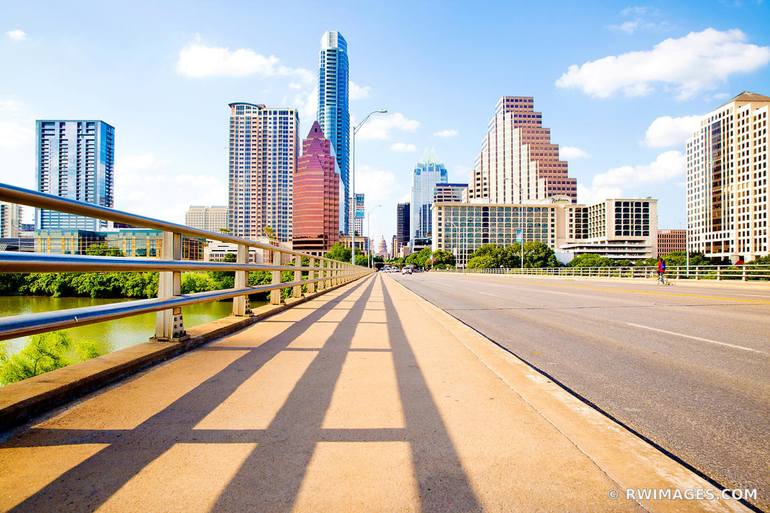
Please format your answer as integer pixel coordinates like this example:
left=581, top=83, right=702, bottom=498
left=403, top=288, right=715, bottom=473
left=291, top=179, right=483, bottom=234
left=228, top=102, right=298, bottom=242
left=185, top=206, right=228, bottom=232
left=0, top=202, right=22, bottom=238
left=686, top=91, right=770, bottom=262
left=350, top=193, right=364, bottom=236
left=293, top=121, right=341, bottom=255
left=410, top=159, right=448, bottom=247
left=35, top=120, right=115, bottom=230
left=396, top=202, right=410, bottom=256
left=318, top=31, right=351, bottom=233
left=469, top=97, right=576, bottom=203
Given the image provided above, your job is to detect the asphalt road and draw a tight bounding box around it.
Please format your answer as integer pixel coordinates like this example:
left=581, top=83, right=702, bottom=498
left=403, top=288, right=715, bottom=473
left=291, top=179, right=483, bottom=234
left=390, top=272, right=770, bottom=511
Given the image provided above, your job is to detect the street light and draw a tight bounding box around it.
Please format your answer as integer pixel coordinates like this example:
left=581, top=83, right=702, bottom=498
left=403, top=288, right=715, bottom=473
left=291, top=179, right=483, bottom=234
left=366, top=204, right=382, bottom=268
left=351, top=109, right=387, bottom=265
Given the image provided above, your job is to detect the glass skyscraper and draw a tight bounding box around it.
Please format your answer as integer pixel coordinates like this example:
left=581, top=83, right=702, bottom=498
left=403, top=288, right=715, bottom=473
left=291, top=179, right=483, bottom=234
left=35, top=120, right=115, bottom=230
left=317, top=31, right=350, bottom=234
left=410, top=159, right=448, bottom=247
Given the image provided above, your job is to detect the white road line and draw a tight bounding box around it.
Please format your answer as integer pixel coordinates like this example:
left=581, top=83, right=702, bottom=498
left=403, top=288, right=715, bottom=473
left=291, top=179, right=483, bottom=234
left=626, top=322, right=767, bottom=355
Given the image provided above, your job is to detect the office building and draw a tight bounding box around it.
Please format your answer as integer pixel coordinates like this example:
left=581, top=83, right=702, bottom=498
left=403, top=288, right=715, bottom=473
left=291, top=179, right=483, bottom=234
left=185, top=206, right=228, bottom=233
left=686, top=91, right=769, bottom=262
left=469, top=97, right=576, bottom=203
left=227, top=102, right=298, bottom=242
left=433, top=198, right=657, bottom=267
left=395, top=202, right=410, bottom=256
left=34, top=228, right=204, bottom=259
left=410, top=159, right=448, bottom=247
left=350, top=193, right=364, bottom=235
left=318, top=31, right=351, bottom=233
left=433, top=183, right=468, bottom=203
left=657, top=229, right=687, bottom=256
left=0, top=202, right=22, bottom=238
left=36, top=120, right=115, bottom=230
left=293, top=121, right=341, bottom=255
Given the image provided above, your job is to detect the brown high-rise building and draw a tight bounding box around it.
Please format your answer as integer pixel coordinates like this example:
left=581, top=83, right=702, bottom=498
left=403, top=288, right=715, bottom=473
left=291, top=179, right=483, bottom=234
left=469, top=96, right=577, bottom=203
left=293, top=121, right=341, bottom=255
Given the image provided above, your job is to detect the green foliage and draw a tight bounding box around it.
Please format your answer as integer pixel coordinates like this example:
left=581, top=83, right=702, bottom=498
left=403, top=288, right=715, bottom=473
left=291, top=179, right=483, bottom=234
left=466, top=244, right=521, bottom=268
left=431, top=249, right=455, bottom=269
left=523, top=241, right=558, bottom=268
left=85, top=243, right=124, bottom=257
left=0, top=332, right=110, bottom=385
left=0, top=273, right=25, bottom=295
left=17, top=272, right=158, bottom=299
left=405, top=247, right=432, bottom=268
left=466, top=254, right=498, bottom=269
left=567, top=254, right=616, bottom=267
left=750, top=255, right=770, bottom=265
left=325, top=242, right=351, bottom=262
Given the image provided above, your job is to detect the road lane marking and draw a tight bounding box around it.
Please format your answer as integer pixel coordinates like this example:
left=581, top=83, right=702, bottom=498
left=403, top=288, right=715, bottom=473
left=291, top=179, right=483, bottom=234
left=625, top=322, right=767, bottom=355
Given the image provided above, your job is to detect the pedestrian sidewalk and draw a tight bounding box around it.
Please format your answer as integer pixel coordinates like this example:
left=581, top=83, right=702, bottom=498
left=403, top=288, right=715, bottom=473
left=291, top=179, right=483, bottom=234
left=0, top=274, right=751, bottom=512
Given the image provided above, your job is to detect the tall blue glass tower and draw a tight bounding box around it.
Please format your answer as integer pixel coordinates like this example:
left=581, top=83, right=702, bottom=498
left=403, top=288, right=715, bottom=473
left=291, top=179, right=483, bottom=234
left=410, top=159, right=448, bottom=248
left=318, top=31, right=350, bottom=234
left=35, top=120, right=115, bottom=230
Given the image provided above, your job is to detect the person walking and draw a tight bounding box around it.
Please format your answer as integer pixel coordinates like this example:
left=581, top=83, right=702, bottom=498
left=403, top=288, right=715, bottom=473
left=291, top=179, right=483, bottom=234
left=657, top=257, right=667, bottom=285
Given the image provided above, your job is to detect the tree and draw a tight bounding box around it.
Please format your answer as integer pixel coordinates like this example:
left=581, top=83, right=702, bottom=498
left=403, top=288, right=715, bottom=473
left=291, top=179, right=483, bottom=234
left=567, top=254, right=614, bottom=267
left=523, top=241, right=558, bottom=268
left=466, top=255, right=497, bottom=269
left=405, top=247, right=432, bottom=268
left=325, top=242, right=351, bottom=263
left=263, top=226, right=275, bottom=239
left=431, top=249, right=455, bottom=269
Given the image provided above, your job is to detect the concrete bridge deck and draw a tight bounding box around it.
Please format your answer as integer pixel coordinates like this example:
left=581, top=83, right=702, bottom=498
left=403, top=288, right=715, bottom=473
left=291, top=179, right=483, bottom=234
left=0, top=275, right=751, bottom=512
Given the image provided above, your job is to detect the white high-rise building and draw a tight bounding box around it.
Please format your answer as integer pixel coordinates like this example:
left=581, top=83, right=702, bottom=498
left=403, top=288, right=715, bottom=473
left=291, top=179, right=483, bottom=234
left=227, top=103, right=298, bottom=242
left=686, top=92, right=770, bottom=262
left=470, top=97, right=576, bottom=204
left=0, top=202, right=22, bottom=238
left=410, top=159, right=448, bottom=248
left=185, top=206, right=228, bottom=233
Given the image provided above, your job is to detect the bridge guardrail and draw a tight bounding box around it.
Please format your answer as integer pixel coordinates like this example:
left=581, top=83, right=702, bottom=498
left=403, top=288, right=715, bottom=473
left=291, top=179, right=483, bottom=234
left=445, top=265, right=770, bottom=281
left=0, top=182, right=371, bottom=342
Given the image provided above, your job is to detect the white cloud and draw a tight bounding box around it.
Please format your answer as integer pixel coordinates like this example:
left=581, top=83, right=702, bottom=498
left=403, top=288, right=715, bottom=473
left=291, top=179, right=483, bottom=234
left=433, top=128, right=458, bottom=138
left=560, top=146, right=590, bottom=159
left=176, top=39, right=313, bottom=82
left=0, top=120, right=33, bottom=150
left=356, top=112, right=419, bottom=140
left=390, top=142, right=416, bottom=153
left=350, top=81, right=371, bottom=100
left=580, top=150, right=685, bottom=203
left=556, top=28, right=770, bottom=100
left=6, top=29, right=27, bottom=42
left=0, top=98, right=22, bottom=112
left=357, top=165, right=399, bottom=209
left=116, top=153, right=227, bottom=223
left=609, top=6, right=670, bottom=34
left=643, top=115, right=702, bottom=147
left=610, top=20, right=641, bottom=34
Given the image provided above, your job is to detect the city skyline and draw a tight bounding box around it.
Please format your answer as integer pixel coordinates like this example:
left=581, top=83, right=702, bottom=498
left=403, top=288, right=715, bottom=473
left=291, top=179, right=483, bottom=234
left=2, top=1, right=770, bottom=242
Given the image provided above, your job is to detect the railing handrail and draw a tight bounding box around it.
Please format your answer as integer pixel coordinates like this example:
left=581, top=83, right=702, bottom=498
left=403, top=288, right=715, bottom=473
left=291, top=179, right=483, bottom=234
left=0, top=182, right=338, bottom=264
left=0, top=182, right=371, bottom=346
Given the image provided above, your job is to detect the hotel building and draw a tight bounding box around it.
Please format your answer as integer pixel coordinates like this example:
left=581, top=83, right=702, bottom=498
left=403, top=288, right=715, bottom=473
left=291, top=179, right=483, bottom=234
left=185, top=205, right=228, bottom=233
left=227, top=102, right=298, bottom=242
left=433, top=198, right=657, bottom=267
left=433, top=183, right=468, bottom=203
left=35, top=120, right=115, bottom=231
left=293, top=121, right=341, bottom=255
left=686, top=91, right=769, bottom=262
left=318, top=31, right=351, bottom=234
left=395, top=202, right=410, bottom=257
left=468, top=96, right=576, bottom=203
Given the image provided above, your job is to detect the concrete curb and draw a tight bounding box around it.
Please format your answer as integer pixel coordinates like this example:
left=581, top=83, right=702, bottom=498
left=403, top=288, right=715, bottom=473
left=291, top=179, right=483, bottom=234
left=0, top=275, right=369, bottom=432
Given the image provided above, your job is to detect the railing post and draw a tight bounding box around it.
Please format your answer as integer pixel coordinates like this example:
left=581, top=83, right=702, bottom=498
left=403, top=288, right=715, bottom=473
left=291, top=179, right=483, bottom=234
left=307, top=257, right=316, bottom=294
left=742, top=266, right=747, bottom=282
left=270, top=249, right=282, bottom=305
left=293, top=255, right=302, bottom=298
left=154, top=231, right=186, bottom=341
left=716, top=267, right=721, bottom=281
left=233, top=243, right=250, bottom=317
left=695, top=266, right=700, bottom=280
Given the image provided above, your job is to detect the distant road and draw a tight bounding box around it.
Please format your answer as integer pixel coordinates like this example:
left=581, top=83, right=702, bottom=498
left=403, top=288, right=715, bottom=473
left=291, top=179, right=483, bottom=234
left=391, top=272, right=770, bottom=511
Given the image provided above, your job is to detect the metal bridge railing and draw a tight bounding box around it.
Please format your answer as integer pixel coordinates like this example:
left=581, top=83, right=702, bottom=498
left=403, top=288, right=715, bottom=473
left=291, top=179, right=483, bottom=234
left=0, top=183, right=371, bottom=343
left=448, top=265, right=770, bottom=281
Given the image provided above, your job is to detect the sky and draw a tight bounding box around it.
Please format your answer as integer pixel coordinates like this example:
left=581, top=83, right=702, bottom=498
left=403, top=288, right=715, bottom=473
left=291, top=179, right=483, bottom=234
left=2, top=0, right=770, bottom=250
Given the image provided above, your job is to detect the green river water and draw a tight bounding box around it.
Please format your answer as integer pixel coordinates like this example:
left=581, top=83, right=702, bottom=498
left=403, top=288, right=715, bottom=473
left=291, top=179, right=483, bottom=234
left=0, top=296, right=250, bottom=356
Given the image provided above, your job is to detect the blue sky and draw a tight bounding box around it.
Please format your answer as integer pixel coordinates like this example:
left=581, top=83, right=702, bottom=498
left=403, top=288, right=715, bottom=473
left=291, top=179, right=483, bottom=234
left=2, top=0, right=769, bottom=247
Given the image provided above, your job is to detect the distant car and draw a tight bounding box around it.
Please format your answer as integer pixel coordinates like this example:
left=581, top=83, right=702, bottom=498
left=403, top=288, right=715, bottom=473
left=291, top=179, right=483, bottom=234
left=401, top=267, right=412, bottom=275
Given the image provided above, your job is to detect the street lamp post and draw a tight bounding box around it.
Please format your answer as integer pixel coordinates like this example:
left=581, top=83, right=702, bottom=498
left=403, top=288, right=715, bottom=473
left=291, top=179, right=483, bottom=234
left=366, top=204, right=382, bottom=268
left=350, top=109, right=388, bottom=265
